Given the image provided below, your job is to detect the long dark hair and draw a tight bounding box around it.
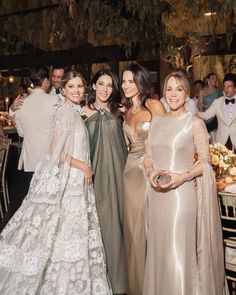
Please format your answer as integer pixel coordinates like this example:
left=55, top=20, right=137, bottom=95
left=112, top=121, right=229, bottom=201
left=87, top=69, right=124, bottom=122
left=121, top=63, right=154, bottom=111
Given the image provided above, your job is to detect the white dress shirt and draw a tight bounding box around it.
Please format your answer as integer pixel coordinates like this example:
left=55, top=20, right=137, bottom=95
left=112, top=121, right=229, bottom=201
left=49, top=87, right=64, bottom=102
left=224, top=95, right=236, bottom=125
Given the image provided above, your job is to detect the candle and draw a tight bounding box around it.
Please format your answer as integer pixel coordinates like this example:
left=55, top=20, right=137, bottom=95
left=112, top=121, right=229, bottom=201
left=5, top=96, right=9, bottom=111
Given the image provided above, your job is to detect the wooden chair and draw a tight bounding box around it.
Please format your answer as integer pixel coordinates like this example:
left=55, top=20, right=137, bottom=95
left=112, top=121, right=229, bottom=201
left=0, top=146, right=4, bottom=219
left=0, top=138, right=12, bottom=219
left=218, top=192, right=236, bottom=293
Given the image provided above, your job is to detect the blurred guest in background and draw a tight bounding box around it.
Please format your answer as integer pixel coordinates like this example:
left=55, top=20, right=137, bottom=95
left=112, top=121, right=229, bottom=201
left=192, top=79, right=204, bottom=105
left=197, top=72, right=222, bottom=132
left=49, top=66, right=65, bottom=100
left=198, top=73, right=236, bottom=151
left=13, top=67, right=58, bottom=189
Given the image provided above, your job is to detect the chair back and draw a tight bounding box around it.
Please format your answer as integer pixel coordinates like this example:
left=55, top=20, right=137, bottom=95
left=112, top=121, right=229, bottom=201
left=218, top=192, right=236, bottom=234
left=218, top=191, right=236, bottom=289
left=0, top=138, right=11, bottom=219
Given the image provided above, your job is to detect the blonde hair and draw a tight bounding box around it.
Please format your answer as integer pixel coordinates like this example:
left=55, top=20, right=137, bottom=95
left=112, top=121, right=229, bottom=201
left=163, top=71, right=190, bottom=97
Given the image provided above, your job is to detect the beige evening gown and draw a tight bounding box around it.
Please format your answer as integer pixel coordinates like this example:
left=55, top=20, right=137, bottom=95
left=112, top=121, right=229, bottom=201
left=123, top=121, right=150, bottom=295
left=143, top=112, right=226, bottom=295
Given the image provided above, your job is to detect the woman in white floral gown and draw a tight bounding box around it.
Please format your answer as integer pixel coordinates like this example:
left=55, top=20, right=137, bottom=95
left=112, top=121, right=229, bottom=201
left=0, top=70, right=112, bottom=295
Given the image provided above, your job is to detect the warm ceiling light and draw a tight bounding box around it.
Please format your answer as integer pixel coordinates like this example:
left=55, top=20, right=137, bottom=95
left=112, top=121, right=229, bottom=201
left=8, top=76, right=14, bottom=83
left=204, top=12, right=216, bottom=16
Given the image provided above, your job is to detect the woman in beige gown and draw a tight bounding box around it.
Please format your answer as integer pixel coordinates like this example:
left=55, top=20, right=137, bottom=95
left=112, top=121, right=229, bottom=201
left=143, top=71, right=227, bottom=295
left=121, top=63, right=165, bottom=295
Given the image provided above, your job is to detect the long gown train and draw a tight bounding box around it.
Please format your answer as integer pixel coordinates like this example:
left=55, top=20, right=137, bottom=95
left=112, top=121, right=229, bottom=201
left=143, top=113, right=226, bottom=295
left=123, top=121, right=150, bottom=295
left=0, top=102, right=111, bottom=294
left=85, top=110, right=127, bottom=294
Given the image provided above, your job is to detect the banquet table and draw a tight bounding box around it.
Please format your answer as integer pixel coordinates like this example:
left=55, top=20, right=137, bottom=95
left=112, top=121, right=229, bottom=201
left=3, top=126, right=18, bottom=135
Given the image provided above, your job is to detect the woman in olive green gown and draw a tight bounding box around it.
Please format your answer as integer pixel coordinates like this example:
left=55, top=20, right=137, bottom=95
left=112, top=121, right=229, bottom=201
left=84, top=69, right=127, bottom=295
left=121, top=63, right=165, bottom=295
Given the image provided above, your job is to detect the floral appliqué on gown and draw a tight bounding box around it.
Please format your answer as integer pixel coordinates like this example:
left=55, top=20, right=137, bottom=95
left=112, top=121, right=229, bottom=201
left=0, top=102, right=112, bottom=295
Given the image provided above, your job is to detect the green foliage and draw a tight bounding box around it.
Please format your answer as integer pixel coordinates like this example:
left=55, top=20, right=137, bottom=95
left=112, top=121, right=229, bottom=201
left=0, top=0, right=235, bottom=65
left=58, top=0, right=236, bottom=62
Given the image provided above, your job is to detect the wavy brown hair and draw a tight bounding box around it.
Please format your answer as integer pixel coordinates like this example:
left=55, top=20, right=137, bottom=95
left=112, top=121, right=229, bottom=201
left=121, top=63, right=154, bottom=112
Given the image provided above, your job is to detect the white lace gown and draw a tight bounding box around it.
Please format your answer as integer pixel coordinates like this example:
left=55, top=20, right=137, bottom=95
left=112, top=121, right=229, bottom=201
left=0, top=102, right=112, bottom=295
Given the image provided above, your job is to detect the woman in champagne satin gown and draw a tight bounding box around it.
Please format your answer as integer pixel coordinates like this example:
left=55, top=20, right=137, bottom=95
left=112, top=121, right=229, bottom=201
left=121, top=63, right=165, bottom=295
left=84, top=69, right=127, bottom=295
left=143, top=71, right=227, bottom=295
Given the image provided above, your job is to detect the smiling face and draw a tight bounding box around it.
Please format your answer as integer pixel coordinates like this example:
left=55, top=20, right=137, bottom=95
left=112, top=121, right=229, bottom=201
left=64, top=77, right=85, bottom=104
left=51, top=69, right=64, bottom=89
left=93, top=75, right=113, bottom=104
left=165, top=76, right=187, bottom=111
left=122, top=70, right=140, bottom=99
left=224, top=80, right=236, bottom=98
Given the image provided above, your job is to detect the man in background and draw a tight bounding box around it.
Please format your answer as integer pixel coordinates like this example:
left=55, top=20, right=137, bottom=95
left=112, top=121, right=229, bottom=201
left=198, top=73, right=236, bottom=150
left=49, top=66, right=65, bottom=100
left=13, top=68, right=58, bottom=188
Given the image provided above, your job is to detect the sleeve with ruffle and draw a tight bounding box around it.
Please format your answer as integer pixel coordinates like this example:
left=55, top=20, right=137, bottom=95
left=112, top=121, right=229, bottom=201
left=28, top=104, right=77, bottom=205
left=193, top=116, right=226, bottom=295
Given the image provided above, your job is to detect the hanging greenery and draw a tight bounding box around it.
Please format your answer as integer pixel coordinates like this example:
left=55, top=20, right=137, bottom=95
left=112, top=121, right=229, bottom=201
left=0, top=0, right=235, bottom=68
left=58, top=0, right=236, bottom=66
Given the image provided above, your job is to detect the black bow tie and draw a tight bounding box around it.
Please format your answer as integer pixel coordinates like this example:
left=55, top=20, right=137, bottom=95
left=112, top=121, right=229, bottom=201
left=55, top=88, right=60, bottom=94
left=225, top=98, right=235, bottom=105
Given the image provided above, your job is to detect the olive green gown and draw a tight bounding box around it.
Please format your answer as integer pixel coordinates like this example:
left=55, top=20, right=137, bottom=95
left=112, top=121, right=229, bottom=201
left=85, top=109, right=127, bottom=294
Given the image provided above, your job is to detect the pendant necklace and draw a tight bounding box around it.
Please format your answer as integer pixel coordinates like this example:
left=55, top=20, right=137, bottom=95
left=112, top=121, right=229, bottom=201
left=93, top=103, right=109, bottom=115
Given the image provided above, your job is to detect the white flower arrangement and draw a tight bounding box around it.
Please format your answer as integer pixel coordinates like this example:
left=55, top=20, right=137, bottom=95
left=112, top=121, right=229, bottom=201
left=210, top=143, right=236, bottom=191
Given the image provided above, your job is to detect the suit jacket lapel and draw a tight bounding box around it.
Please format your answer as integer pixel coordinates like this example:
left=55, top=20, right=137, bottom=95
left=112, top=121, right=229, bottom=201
left=217, top=98, right=229, bottom=125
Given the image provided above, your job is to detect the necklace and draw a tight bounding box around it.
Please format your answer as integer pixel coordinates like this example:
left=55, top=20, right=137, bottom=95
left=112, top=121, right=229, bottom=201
left=93, top=103, right=109, bottom=115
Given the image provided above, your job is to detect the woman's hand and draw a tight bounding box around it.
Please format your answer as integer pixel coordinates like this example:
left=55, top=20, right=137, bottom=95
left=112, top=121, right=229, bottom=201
left=159, top=171, right=187, bottom=190
left=10, top=95, right=24, bottom=112
left=82, top=163, right=93, bottom=186
left=148, top=170, right=162, bottom=190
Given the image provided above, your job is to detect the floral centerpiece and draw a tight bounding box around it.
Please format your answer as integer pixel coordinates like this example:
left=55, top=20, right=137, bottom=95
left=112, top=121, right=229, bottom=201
left=210, top=143, right=236, bottom=191
left=0, top=111, right=15, bottom=127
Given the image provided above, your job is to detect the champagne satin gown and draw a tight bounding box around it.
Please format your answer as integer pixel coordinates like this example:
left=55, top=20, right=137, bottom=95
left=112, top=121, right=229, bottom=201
left=123, top=121, right=150, bottom=295
left=143, top=113, right=226, bottom=295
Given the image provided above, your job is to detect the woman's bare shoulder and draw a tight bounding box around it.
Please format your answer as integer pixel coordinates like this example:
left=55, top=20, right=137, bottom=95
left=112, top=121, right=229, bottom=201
left=146, top=98, right=166, bottom=115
